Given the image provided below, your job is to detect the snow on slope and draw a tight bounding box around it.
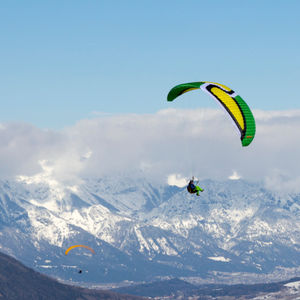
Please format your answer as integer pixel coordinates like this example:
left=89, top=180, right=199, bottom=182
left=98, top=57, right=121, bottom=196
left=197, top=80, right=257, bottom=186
left=0, top=175, right=300, bottom=284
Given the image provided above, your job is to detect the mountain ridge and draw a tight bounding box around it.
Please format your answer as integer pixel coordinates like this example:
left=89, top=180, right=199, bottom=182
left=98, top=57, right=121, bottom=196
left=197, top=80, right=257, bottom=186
left=0, top=250, right=144, bottom=300
left=0, top=176, right=299, bottom=285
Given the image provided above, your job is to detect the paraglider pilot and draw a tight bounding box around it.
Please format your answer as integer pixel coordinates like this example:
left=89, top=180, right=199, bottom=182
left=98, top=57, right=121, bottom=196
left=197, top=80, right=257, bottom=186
left=187, top=178, right=204, bottom=196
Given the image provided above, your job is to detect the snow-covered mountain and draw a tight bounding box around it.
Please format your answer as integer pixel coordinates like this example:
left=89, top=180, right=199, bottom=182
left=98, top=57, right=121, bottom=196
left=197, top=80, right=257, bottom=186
left=0, top=175, right=300, bottom=285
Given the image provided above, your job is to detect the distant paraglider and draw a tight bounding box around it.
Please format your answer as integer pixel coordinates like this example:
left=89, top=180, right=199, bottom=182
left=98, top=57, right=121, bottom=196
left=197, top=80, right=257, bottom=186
left=65, top=245, right=95, bottom=275
left=167, top=81, right=256, bottom=147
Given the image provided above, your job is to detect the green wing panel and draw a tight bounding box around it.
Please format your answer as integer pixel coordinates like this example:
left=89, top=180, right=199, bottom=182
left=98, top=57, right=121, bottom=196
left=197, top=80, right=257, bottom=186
left=234, top=95, right=256, bottom=146
left=167, top=82, right=205, bottom=102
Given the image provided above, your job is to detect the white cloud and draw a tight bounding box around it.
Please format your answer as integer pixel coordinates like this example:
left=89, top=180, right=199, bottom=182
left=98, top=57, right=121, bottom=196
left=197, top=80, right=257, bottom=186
left=228, top=171, right=241, bottom=180
left=264, top=169, right=300, bottom=194
left=1, top=109, right=300, bottom=192
left=167, top=174, right=188, bottom=187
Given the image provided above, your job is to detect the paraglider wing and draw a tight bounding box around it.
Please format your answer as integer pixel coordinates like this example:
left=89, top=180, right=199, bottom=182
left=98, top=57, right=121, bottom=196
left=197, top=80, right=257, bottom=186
left=65, top=245, right=95, bottom=255
left=167, top=81, right=255, bottom=147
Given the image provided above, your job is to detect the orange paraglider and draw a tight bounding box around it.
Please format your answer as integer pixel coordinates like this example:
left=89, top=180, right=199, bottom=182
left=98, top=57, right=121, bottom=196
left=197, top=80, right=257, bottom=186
left=65, top=245, right=95, bottom=255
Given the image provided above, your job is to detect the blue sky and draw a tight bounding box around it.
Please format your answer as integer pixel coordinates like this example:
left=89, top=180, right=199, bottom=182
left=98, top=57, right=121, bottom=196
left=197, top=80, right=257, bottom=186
left=1, top=0, right=300, bottom=128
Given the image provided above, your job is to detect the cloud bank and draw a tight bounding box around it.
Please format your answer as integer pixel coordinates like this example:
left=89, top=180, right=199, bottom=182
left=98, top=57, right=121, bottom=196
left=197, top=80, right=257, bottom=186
left=1, top=108, right=300, bottom=192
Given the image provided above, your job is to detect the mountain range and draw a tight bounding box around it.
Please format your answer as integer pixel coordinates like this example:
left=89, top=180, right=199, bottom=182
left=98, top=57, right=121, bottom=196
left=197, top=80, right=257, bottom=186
left=0, top=175, right=300, bottom=286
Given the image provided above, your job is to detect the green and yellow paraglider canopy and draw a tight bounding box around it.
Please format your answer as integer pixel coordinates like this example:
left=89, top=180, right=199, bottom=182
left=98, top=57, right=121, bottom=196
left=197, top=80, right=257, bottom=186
left=167, top=81, right=256, bottom=147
